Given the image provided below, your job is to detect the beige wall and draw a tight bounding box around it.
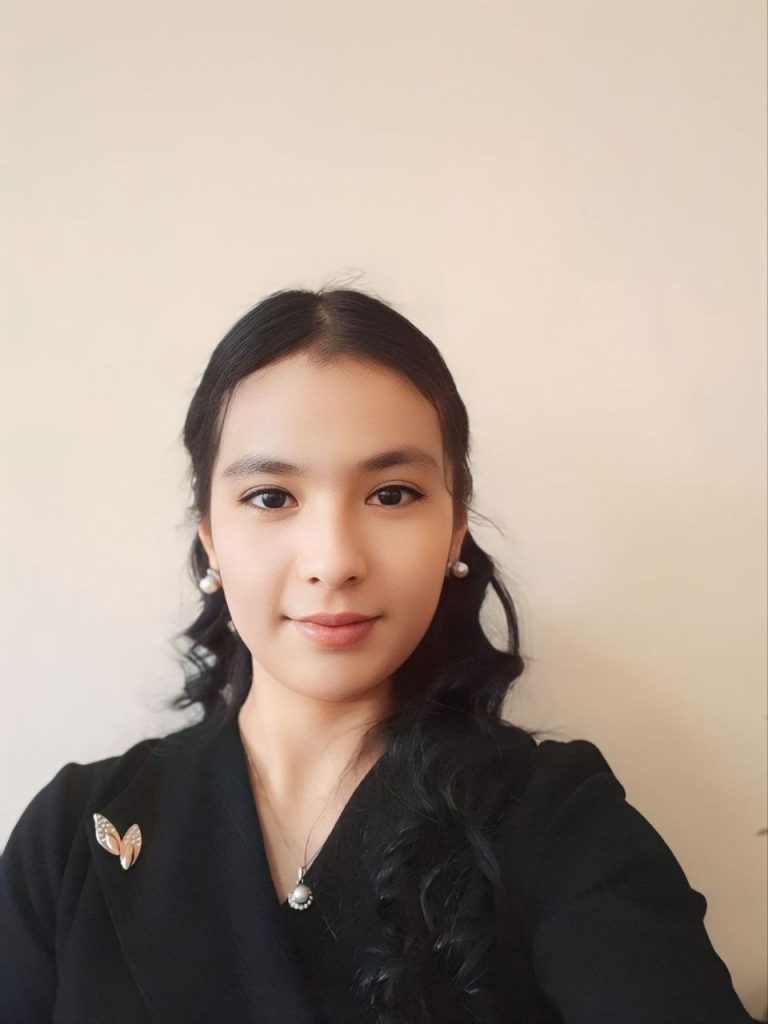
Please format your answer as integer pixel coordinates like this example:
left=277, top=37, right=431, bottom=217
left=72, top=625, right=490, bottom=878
left=2, top=0, right=765, bottom=1016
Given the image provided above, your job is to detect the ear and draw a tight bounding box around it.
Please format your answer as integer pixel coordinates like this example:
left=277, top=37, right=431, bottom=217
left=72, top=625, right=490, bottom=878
left=452, top=520, right=469, bottom=562
left=197, top=517, right=219, bottom=570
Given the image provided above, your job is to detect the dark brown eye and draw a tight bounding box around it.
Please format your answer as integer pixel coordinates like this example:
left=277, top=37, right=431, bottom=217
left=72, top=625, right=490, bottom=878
left=371, top=486, right=424, bottom=507
left=241, top=488, right=294, bottom=510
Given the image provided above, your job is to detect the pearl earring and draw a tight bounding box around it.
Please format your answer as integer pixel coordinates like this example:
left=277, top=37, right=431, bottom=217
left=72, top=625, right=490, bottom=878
left=198, top=567, right=222, bottom=594
left=446, top=559, right=469, bottom=578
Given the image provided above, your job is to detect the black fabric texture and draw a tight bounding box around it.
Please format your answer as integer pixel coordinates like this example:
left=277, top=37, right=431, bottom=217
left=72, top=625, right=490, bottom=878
left=0, top=712, right=758, bottom=1023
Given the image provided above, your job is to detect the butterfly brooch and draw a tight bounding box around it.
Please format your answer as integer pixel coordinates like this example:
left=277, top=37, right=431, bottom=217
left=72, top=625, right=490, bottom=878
left=93, top=813, right=143, bottom=870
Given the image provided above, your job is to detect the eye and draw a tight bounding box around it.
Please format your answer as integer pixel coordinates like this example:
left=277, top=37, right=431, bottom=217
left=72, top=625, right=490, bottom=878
left=241, top=488, right=294, bottom=511
left=370, top=485, right=425, bottom=508
left=240, top=485, right=426, bottom=512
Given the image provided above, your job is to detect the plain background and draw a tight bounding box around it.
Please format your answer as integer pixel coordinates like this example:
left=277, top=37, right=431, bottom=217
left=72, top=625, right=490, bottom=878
left=1, top=0, right=766, bottom=1017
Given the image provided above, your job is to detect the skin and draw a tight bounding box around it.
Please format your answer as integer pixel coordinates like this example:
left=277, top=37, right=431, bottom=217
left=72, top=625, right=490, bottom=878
left=197, top=350, right=467, bottom=876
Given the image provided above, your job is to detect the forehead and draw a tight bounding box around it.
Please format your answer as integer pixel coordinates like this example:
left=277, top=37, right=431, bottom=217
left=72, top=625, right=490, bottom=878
left=215, top=353, right=445, bottom=478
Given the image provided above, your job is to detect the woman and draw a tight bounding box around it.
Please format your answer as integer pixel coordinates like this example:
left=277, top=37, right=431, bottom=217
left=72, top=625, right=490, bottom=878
left=0, top=287, right=757, bottom=1023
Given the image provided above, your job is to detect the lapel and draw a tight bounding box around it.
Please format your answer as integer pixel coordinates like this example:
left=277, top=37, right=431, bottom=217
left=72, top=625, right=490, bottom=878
left=86, top=711, right=326, bottom=1024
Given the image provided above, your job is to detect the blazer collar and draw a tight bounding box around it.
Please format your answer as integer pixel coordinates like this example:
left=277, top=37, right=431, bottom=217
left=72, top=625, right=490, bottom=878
left=86, top=710, right=327, bottom=1023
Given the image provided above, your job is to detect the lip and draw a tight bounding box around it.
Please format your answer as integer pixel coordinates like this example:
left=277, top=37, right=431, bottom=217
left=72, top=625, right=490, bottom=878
left=296, top=612, right=378, bottom=626
left=292, top=617, right=380, bottom=648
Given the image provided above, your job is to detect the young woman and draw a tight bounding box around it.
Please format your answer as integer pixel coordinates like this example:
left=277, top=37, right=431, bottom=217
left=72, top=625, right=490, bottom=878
left=0, top=287, right=758, bottom=1023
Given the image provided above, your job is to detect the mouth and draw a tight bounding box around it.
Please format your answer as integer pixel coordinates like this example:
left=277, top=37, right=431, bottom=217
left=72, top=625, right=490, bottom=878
left=290, top=616, right=381, bottom=648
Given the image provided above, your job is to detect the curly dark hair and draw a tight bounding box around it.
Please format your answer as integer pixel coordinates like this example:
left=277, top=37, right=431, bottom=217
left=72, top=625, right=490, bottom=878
left=164, top=284, right=545, bottom=1023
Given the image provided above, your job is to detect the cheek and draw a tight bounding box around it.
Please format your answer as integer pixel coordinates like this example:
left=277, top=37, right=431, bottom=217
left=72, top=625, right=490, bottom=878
left=390, top=563, right=447, bottom=630
left=214, top=541, right=282, bottom=622
left=383, top=525, right=451, bottom=578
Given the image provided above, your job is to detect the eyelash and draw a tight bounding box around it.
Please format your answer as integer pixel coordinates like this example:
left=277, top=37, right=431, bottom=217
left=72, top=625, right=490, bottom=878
left=239, top=485, right=426, bottom=513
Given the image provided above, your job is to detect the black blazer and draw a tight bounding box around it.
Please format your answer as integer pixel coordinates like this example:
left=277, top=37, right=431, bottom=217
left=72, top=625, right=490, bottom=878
left=0, top=711, right=758, bottom=1024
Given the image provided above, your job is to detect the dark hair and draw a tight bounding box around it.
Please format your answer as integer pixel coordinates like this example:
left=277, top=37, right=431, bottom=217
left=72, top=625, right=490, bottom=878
left=165, top=285, right=544, bottom=1023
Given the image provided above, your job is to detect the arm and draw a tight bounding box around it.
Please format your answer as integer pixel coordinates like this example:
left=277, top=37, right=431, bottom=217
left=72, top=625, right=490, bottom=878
left=522, top=739, right=758, bottom=1024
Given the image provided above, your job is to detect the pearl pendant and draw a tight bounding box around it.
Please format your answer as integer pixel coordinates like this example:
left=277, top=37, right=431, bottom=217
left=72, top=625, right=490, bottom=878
left=287, top=881, right=313, bottom=910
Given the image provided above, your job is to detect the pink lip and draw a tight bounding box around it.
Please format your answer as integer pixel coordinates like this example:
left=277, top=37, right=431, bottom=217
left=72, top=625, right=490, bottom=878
left=292, top=617, right=379, bottom=647
left=296, top=612, right=376, bottom=626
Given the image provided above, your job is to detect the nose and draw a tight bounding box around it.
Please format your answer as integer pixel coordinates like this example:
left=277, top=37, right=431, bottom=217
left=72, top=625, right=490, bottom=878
left=296, top=505, right=368, bottom=587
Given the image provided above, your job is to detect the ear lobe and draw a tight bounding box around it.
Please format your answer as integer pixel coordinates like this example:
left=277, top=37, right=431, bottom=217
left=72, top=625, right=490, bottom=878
left=455, top=521, right=468, bottom=553
left=448, top=522, right=468, bottom=566
left=197, top=520, right=216, bottom=566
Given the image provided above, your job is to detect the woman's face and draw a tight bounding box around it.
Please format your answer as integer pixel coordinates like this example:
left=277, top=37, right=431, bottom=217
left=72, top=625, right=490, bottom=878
left=198, top=351, right=467, bottom=705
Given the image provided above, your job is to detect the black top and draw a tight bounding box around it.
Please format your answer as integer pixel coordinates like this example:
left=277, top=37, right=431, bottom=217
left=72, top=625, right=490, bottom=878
left=0, top=710, right=757, bottom=1024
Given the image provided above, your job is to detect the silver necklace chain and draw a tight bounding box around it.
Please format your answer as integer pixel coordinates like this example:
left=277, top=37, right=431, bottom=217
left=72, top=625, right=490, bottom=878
left=243, top=744, right=333, bottom=911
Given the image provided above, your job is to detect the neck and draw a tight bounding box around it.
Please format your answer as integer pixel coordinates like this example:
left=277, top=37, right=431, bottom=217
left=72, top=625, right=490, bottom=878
left=236, top=670, right=392, bottom=809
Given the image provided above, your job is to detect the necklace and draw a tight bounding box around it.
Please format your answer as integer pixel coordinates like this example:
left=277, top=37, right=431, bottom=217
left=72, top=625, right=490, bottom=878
left=242, top=745, right=332, bottom=911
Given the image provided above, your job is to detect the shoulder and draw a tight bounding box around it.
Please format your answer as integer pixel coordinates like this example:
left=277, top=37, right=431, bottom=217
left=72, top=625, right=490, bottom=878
left=491, top=733, right=757, bottom=1020
left=511, top=731, right=623, bottom=823
left=9, top=716, right=214, bottom=816
left=496, top=726, right=642, bottom=845
left=4, top=724, right=186, bottom=842
left=494, top=729, right=701, bottom=924
left=478, top=720, right=617, bottom=811
left=0, top=720, right=204, bottom=927
left=4, top=736, right=154, bottom=855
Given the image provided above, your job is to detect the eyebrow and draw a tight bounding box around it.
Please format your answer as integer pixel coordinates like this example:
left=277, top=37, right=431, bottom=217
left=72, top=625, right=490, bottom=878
left=221, top=445, right=441, bottom=480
